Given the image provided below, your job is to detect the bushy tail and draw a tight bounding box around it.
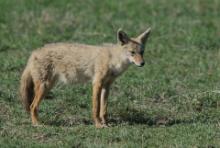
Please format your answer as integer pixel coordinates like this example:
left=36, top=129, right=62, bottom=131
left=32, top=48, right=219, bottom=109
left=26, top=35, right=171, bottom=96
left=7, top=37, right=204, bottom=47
left=20, top=68, right=34, bottom=112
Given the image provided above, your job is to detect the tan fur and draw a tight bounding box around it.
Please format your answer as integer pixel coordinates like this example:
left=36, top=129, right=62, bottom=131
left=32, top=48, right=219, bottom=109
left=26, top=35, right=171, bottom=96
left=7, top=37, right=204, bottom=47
left=20, top=28, right=151, bottom=128
left=20, top=68, right=34, bottom=112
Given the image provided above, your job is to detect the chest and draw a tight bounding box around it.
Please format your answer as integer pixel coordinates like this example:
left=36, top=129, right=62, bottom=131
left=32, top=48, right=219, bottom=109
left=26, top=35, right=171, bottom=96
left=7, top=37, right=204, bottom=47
left=110, top=62, right=129, bottom=77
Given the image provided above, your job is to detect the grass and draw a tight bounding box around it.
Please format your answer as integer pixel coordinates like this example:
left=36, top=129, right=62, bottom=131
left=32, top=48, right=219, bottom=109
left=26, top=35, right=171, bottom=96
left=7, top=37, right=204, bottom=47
left=0, top=0, right=220, bottom=147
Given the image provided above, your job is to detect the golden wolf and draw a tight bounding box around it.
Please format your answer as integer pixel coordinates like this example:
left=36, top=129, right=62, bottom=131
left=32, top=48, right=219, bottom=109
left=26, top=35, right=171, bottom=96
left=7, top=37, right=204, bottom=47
left=20, top=28, right=151, bottom=128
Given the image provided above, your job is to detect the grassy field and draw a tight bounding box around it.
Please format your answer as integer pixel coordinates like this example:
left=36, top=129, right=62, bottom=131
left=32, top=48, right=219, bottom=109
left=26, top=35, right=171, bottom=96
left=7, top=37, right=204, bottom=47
left=0, top=0, right=220, bottom=147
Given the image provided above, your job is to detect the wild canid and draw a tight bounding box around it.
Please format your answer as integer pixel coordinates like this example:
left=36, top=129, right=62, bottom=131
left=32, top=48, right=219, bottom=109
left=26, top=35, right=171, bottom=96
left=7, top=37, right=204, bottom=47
left=20, top=28, right=151, bottom=128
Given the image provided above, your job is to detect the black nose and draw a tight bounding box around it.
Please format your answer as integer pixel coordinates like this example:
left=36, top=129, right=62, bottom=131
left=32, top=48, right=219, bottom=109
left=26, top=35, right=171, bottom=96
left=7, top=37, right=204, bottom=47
left=140, top=61, right=145, bottom=66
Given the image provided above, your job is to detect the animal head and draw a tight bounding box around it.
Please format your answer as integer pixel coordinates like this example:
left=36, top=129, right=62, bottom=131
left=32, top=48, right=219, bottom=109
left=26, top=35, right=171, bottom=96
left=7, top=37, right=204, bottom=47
left=117, top=28, right=151, bottom=67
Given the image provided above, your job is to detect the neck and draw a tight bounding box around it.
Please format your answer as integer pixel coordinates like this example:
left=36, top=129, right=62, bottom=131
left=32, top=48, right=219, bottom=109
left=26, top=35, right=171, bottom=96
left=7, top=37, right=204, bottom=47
left=109, top=44, right=130, bottom=75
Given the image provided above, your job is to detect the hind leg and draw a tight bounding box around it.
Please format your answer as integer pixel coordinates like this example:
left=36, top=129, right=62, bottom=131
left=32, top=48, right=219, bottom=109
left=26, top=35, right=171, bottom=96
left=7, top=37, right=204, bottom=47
left=30, top=81, right=47, bottom=126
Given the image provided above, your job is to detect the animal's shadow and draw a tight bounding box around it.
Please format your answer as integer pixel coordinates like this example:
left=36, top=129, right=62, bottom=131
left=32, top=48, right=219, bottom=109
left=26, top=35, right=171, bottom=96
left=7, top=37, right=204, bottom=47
left=44, top=108, right=193, bottom=127
left=109, top=108, right=195, bottom=127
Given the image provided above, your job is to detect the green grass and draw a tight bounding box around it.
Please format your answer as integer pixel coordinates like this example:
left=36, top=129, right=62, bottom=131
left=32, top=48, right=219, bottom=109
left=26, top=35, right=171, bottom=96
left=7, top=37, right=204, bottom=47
left=0, top=0, right=220, bottom=147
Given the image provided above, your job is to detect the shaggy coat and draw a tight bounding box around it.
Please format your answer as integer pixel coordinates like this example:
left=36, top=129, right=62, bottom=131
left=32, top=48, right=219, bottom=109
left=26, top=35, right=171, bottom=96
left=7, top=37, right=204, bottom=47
left=20, top=28, right=151, bottom=128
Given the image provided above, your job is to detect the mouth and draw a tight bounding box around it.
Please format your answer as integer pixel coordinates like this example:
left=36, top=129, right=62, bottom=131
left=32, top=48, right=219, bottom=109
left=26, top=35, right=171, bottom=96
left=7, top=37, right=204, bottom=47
left=133, top=63, right=144, bottom=67
left=130, top=61, right=145, bottom=67
left=134, top=62, right=145, bottom=67
left=136, top=64, right=144, bottom=67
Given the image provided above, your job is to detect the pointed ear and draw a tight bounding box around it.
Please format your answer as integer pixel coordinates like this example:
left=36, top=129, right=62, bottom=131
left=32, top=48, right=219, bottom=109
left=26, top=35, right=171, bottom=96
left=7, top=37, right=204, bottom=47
left=137, top=28, right=151, bottom=44
left=117, top=29, right=130, bottom=45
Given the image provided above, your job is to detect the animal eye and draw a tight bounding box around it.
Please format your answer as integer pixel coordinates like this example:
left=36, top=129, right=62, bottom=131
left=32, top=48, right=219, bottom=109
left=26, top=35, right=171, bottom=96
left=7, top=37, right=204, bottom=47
left=131, top=51, right=135, bottom=55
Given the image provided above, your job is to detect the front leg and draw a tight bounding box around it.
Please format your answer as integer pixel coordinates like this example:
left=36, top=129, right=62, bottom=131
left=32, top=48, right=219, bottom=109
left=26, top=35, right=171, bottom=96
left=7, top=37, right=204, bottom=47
left=100, top=85, right=110, bottom=126
left=92, top=80, right=103, bottom=128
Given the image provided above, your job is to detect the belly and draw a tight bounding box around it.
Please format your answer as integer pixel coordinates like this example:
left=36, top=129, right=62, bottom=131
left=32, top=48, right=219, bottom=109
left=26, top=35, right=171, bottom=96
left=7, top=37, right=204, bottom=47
left=57, top=67, right=94, bottom=84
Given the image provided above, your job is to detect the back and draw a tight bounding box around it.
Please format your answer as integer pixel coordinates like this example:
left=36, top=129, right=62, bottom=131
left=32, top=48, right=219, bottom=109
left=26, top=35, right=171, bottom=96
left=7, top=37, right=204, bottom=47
left=30, top=43, right=104, bottom=83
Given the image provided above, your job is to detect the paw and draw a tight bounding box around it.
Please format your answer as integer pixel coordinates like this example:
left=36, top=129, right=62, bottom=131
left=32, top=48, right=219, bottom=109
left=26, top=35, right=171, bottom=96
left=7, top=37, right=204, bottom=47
left=101, top=123, right=109, bottom=128
left=95, top=123, right=109, bottom=128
